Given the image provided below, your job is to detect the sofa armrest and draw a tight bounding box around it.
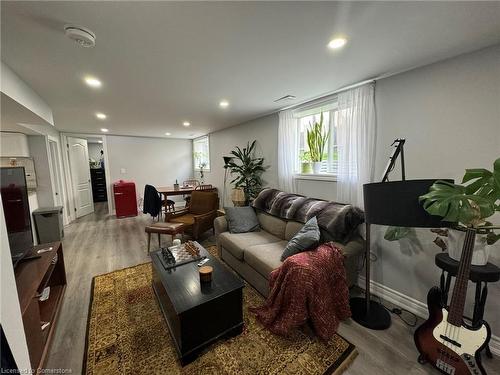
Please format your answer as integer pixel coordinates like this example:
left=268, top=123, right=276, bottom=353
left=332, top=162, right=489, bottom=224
left=214, top=216, right=228, bottom=256
left=214, top=216, right=228, bottom=235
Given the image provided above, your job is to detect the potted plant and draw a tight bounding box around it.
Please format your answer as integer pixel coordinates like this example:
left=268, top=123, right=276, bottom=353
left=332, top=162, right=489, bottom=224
left=226, top=140, right=266, bottom=205
left=306, top=113, right=329, bottom=174
left=299, top=151, right=313, bottom=174
left=198, top=162, right=207, bottom=183
left=420, top=158, right=500, bottom=265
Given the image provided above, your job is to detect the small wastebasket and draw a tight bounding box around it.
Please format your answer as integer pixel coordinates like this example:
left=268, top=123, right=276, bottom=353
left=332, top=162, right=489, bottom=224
left=33, top=206, right=64, bottom=244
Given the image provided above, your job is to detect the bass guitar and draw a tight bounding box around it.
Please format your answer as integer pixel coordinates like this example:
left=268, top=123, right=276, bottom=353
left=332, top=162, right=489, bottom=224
left=414, top=227, right=491, bottom=375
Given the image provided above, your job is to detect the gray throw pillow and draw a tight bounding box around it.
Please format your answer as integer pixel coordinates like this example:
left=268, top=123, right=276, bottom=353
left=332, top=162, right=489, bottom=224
left=225, top=206, right=260, bottom=233
left=281, top=216, right=320, bottom=261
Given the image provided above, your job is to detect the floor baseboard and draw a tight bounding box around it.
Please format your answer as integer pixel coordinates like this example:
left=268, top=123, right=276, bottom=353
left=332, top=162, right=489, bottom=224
left=357, top=276, right=500, bottom=356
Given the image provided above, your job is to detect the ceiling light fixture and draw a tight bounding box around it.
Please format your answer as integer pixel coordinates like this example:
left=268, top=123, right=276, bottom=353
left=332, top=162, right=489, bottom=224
left=183, top=121, right=191, bottom=127
left=84, top=76, right=102, bottom=88
left=328, top=37, right=347, bottom=49
left=96, top=112, right=107, bottom=120
left=100, top=128, right=109, bottom=133
left=165, top=132, right=171, bottom=136
left=219, top=100, right=229, bottom=108
left=97, top=140, right=103, bottom=144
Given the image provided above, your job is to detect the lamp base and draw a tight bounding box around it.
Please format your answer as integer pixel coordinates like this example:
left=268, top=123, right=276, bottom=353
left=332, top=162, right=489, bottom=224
left=349, top=297, right=391, bottom=330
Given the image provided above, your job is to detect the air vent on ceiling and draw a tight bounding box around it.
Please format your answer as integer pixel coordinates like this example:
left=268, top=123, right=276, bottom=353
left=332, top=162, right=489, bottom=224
left=274, top=95, right=296, bottom=103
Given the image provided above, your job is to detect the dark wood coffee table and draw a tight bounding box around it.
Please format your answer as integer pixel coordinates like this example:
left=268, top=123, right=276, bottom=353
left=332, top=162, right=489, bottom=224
left=151, top=242, right=244, bottom=365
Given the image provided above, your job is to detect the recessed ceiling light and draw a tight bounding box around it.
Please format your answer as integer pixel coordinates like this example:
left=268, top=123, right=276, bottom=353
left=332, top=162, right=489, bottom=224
left=183, top=121, right=191, bottom=127
left=97, top=140, right=103, bottom=144
left=328, top=37, right=347, bottom=49
left=165, top=132, right=171, bottom=136
left=100, top=128, right=109, bottom=133
left=84, top=76, right=102, bottom=88
left=95, top=112, right=107, bottom=120
left=219, top=100, right=229, bottom=108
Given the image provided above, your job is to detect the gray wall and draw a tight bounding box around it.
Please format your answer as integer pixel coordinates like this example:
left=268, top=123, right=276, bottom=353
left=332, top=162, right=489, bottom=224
left=206, top=45, right=500, bottom=338
left=106, top=135, right=193, bottom=210
left=204, top=114, right=279, bottom=206
left=372, top=45, right=500, bottom=334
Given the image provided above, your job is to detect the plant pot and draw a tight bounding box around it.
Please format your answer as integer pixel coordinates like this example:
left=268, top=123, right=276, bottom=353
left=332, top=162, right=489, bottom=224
left=301, top=162, right=312, bottom=174
left=446, top=229, right=491, bottom=266
left=312, top=162, right=322, bottom=174
left=231, top=188, right=246, bottom=207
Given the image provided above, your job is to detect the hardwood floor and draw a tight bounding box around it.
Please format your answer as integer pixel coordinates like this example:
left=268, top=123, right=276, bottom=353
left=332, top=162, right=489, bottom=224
left=45, top=203, right=500, bottom=374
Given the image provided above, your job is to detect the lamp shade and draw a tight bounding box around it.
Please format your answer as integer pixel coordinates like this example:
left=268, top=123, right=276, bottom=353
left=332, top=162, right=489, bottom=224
left=223, top=156, right=233, bottom=167
left=363, top=179, right=454, bottom=228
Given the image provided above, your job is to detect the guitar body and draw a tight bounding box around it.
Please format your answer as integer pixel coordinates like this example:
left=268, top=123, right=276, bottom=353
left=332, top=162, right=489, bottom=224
left=415, top=287, right=491, bottom=375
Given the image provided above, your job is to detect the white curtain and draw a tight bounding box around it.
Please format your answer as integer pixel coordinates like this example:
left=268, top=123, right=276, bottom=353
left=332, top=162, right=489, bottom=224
left=278, top=110, right=298, bottom=193
left=336, top=83, right=376, bottom=208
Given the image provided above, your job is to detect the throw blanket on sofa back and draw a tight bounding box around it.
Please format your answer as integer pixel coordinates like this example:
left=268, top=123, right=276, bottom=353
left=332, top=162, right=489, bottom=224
left=250, top=243, right=351, bottom=340
left=252, top=188, right=364, bottom=243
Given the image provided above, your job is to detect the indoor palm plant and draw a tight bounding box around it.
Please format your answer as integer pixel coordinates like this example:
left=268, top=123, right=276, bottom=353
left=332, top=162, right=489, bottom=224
left=226, top=140, right=266, bottom=205
left=307, top=113, right=329, bottom=174
left=419, top=158, right=500, bottom=265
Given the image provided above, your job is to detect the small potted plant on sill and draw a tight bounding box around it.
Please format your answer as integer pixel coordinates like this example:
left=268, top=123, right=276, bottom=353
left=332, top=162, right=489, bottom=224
left=419, top=158, right=500, bottom=265
left=299, top=151, right=313, bottom=174
left=306, top=113, right=329, bottom=174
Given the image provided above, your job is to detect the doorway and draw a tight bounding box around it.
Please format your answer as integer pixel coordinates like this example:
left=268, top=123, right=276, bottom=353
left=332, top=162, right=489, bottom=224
left=61, top=133, right=111, bottom=221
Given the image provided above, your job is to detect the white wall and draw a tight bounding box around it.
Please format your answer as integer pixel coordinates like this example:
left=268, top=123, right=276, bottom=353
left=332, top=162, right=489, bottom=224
left=27, top=135, right=54, bottom=208
left=372, top=45, right=500, bottom=334
left=0, top=132, right=30, bottom=157
left=0, top=61, right=53, bottom=126
left=0, top=201, right=31, bottom=371
left=106, top=135, right=193, bottom=210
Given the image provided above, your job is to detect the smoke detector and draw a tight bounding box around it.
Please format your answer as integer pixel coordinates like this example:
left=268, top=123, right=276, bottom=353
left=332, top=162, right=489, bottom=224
left=64, top=24, right=96, bottom=47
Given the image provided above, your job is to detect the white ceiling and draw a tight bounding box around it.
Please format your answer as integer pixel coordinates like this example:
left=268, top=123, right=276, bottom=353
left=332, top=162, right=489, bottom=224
left=2, top=1, right=500, bottom=139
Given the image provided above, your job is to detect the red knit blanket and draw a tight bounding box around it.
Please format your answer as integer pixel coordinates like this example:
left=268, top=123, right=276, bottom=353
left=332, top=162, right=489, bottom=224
left=249, top=242, right=351, bottom=340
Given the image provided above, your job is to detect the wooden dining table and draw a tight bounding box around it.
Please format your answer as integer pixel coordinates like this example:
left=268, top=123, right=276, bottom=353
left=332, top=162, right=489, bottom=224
left=157, top=185, right=196, bottom=211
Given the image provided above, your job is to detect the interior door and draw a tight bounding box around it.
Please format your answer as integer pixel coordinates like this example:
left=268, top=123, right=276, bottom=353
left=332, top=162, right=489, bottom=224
left=67, top=137, right=94, bottom=217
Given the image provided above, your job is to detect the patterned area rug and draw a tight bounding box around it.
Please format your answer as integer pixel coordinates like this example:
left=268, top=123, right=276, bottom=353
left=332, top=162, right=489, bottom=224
left=83, top=246, right=357, bottom=374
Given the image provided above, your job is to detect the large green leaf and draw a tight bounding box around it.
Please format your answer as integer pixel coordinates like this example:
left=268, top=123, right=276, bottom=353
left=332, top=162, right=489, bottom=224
left=462, top=158, right=500, bottom=210
left=420, top=180, right=495, bottom=225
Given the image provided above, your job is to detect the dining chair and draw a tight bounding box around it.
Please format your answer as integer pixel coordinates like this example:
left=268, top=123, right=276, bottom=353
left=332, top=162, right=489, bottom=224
left=195, top=184, right=216, bottom=191
left=182, top=179, right=201, bottom=207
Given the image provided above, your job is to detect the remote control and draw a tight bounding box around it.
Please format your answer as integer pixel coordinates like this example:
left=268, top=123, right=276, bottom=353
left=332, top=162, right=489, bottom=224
left=197, top=258, right=209, bottom=267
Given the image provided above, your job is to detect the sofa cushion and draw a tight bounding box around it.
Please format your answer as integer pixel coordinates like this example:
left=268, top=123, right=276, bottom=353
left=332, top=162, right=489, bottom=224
left=281, top=217, right=321, bottom=261
left=244, top=241, right=287, bottom=279
left=218, top=231, right=282, bottom=260
left=285, top=221, right=303, bottom=241
left=225, top=206, right=260, bottom=233
left=256, top=212, right=286, bottom=239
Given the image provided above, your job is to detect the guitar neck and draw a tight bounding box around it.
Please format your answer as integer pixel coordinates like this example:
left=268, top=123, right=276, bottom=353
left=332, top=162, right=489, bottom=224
left=447, top=227, right=476, bottom=326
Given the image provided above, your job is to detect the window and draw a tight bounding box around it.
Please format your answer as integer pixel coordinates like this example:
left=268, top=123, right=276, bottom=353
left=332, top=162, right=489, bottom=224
left=193, top=136, right=210, bottom=171
left=297, top=108, right=338, bottom=175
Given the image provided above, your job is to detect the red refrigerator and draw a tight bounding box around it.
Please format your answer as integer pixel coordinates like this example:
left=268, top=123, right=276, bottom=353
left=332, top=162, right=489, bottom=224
left=113, top=180, right=138, bottom=218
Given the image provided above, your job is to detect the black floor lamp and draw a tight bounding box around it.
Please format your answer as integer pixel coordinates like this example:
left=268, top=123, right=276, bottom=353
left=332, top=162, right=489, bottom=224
left=222, top=156, right=233, bottom=207
left=350, top=139, right=453, bottom=329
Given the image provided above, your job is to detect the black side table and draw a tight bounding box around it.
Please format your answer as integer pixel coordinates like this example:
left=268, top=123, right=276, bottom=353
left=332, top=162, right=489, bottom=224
left=435, top=252, right=500, bottom=359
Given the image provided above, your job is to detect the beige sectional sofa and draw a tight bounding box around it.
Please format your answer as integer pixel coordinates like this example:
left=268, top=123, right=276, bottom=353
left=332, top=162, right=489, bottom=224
left=215, top=210, right=364, bottom=297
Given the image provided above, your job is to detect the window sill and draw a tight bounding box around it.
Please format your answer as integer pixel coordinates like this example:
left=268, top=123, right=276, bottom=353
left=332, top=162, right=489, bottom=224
left=294, top=173, right=337, bottom=182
